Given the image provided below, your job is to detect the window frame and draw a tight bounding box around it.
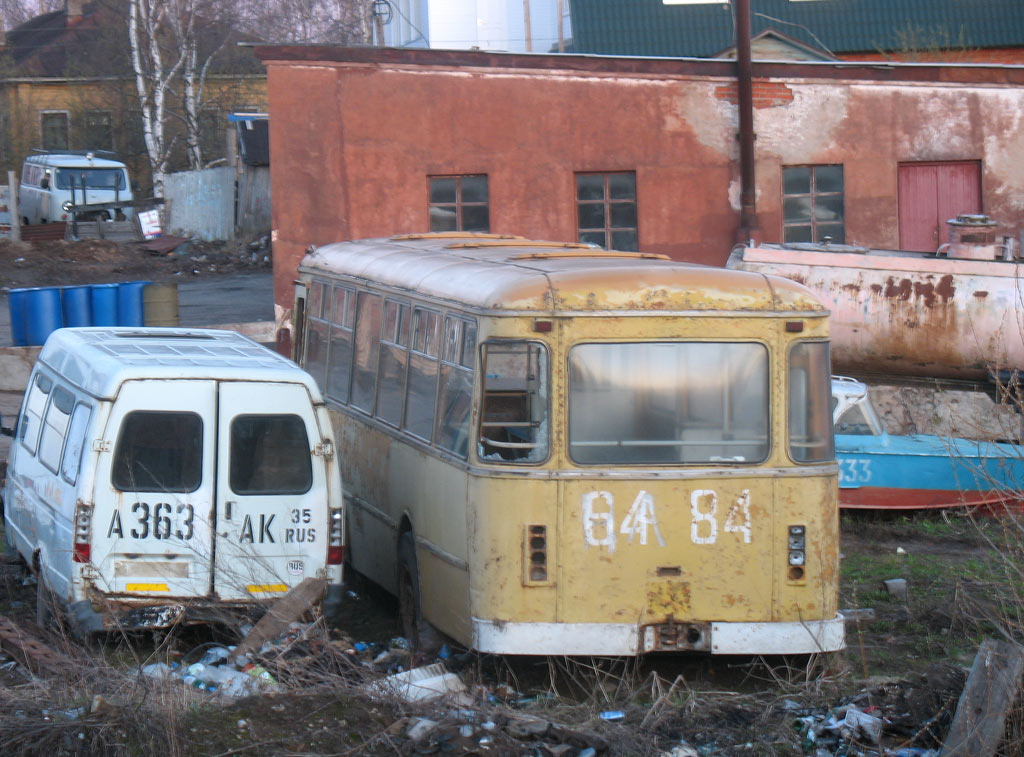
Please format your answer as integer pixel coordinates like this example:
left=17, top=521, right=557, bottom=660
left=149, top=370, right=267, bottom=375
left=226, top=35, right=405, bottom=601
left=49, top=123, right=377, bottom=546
left=787, top=340, right=835, bottom=464
left=40, top=110, right=70, bottom=152
left=575, top=171, right=638, bottom=251
left=566, top=340, right=771, bottom=467
left=477, top=339, right=551, bottom=466
left=111, top=410, right=204, bottom=494
left=781, top=164, right=845, bottom=244
left=428, top=174, right=490, bottom=233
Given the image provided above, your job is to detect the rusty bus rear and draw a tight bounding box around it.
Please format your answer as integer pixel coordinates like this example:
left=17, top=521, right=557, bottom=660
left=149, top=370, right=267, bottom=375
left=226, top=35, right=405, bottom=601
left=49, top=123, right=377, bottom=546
left=294, top=233, right=842, bottom=655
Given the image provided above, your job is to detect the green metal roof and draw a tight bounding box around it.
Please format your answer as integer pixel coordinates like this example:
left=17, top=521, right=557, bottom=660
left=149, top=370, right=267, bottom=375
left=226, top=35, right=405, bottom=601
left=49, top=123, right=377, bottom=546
left=569, top=0, right=1024, bottom=58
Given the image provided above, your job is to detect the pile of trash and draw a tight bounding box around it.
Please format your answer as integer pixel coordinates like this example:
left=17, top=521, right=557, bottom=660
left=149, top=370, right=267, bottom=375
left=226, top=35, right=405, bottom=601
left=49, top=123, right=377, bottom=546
left=141, top=638, right=281, bottom=697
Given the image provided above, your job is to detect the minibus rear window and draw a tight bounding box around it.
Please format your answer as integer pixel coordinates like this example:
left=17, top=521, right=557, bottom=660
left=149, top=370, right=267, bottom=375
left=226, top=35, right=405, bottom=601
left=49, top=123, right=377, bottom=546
left=568, top=342, right=769, bottom=465
left=112, top=412, right=202, bottom=492
left=230, top=415, right=312, bottom=495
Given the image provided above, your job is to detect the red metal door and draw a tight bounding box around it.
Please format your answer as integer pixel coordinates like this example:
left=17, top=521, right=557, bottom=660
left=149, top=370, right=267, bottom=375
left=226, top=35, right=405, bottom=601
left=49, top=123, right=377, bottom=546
left=898, top=161, right=981, bottom=252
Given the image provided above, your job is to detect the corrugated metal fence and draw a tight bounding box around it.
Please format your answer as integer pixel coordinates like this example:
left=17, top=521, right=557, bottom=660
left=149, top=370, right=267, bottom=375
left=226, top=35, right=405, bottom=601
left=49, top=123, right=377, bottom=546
left=237, top=166, right=271, bottom=238
left=163, top=167, right=234, bottom=241
left=163, top=166, right=272, bottom=242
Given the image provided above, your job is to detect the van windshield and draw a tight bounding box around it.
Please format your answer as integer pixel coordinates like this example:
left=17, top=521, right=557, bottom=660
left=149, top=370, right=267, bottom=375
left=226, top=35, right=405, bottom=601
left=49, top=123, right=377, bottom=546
left=55, top=168, right=126, bottom=191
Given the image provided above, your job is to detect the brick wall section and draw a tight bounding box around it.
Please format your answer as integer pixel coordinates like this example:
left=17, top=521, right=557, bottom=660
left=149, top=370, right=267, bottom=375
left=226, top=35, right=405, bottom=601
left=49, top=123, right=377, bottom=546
left=714, top=80, right=795, bottom=108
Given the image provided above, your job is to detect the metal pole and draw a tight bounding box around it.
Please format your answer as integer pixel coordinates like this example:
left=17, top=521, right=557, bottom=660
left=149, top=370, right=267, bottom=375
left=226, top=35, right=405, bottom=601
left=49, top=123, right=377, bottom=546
left=735, top=0, right=759, bottom=243
left=7, top=171, right=20, bottom=242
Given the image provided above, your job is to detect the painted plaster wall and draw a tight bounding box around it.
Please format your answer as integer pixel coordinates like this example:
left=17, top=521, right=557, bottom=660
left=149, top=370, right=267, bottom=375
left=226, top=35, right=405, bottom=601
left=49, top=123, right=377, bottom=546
left=266, top=63, right=744, bottom=311
left=264, top=57, right=1024, bottom=317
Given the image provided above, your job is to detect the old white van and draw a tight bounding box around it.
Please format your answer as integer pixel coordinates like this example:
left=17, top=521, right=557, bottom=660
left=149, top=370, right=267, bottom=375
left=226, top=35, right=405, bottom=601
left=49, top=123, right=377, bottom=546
left=19, top=152, right=134, bottom=225
left=2, top=328, right=344, bottom=635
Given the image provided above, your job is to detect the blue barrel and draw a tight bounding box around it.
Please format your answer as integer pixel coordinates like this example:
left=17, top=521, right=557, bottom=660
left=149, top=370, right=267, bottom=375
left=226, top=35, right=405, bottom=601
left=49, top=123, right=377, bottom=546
left=25, top=287, right=63, bottom=346
left=8, top=288, right=29, bottom=346
left=117, top=281, right=151, bottom=327
left=90, top=283, right=119, bottom=326
left=61, top=285, right=92, bottom=327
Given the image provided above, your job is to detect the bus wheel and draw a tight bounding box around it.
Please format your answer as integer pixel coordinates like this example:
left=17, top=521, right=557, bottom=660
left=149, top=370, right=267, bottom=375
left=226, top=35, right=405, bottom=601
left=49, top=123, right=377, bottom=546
left=397, top=532, right=422, bottom=647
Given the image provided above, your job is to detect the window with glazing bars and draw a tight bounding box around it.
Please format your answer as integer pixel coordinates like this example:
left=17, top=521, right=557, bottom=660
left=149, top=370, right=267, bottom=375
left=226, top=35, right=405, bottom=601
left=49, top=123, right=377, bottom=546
left=576, top=172, right=637, bottom=251
left=782, top=165, right=844, bottom=244
left=429, top=175, right=489, bottom=232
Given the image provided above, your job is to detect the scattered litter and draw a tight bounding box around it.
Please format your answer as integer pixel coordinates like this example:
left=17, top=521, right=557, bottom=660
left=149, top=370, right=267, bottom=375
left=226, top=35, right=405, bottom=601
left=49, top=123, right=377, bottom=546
left=368, top=662, right=466, bottom=703
left=405, top=716, right=438, bottom=741
left=600, top=709, right=625, bottom=721
left=843, top=706, right=883, bottom=744
left=883, top=578, right=909, bottom=600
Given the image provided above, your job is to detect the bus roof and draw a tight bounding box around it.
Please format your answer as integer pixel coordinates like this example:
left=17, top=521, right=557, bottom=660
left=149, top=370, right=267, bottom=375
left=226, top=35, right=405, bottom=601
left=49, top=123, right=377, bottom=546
left=301, top=234, right=827, bottom=315
left=37, top=327, right=322, bottom=400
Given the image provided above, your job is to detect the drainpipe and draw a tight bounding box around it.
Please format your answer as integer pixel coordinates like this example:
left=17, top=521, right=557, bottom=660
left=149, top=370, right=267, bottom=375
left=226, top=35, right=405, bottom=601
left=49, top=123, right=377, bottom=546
left=735, top=0, right=760, bottom=244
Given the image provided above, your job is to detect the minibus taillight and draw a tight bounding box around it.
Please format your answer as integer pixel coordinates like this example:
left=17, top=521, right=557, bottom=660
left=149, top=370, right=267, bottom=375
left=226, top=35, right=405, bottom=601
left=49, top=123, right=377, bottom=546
left=327, top=509, right=344, bottom=565
left=73, top=504, right=93, bottom=563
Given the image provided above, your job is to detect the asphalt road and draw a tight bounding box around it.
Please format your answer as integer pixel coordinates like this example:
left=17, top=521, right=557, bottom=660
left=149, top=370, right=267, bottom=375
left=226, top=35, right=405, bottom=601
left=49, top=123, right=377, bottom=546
left=0, top=272, right=274, bottom=347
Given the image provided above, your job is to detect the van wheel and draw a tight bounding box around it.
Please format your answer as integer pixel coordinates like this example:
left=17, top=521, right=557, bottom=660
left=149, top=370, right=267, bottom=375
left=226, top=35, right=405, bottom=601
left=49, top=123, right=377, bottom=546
left=36, top=574, right=58, bottom=630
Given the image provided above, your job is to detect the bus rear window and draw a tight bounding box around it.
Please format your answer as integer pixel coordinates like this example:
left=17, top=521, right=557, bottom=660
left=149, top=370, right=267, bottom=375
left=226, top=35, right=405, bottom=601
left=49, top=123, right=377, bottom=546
left=569, top=342, right=769, bottom=465
left=789, top=341, right=834, bottom=462
left=478, top=341, right=548, bottom=463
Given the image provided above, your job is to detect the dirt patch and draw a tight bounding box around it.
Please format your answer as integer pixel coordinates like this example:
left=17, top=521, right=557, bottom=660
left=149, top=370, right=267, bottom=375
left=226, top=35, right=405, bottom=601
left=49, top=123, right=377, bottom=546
left=0, top=236, right=270, bottom=290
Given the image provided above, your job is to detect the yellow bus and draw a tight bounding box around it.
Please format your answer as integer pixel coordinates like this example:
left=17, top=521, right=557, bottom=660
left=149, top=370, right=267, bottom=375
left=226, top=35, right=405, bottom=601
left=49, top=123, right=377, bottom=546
left=293, top=233, right=843, bottom=656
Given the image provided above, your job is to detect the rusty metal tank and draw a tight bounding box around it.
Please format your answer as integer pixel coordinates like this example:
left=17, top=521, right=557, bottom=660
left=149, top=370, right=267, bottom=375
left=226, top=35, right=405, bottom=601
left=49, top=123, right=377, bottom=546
left=727, top=223, right=1024, bottom=380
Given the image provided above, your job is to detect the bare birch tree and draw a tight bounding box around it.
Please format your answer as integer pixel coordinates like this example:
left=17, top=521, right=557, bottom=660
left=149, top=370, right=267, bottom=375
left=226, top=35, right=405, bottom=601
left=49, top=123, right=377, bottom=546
left=128, top=0, right=185, bottom=197
left=235, top=0, right=374, bottom=45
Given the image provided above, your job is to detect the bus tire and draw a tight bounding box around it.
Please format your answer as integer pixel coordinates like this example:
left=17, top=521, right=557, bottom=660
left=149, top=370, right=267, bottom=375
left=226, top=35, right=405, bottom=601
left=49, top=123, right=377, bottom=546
left=397, top=532, right=422, bottom=646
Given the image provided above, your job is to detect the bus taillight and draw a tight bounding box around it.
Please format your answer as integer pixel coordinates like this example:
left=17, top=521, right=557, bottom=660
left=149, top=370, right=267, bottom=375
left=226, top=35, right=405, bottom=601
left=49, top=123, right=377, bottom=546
left=525, top=525, right=548, bottom=583
left=788, top=525, right=806, bottom=580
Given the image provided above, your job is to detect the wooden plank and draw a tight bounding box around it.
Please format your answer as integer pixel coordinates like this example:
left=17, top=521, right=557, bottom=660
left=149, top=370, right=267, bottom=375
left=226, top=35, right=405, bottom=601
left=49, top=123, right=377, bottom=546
left=940, top=639, right=1024, bottom=756
left=0, top=613, right=72, bottom=675
left=230, top=577, right=326, bottom=660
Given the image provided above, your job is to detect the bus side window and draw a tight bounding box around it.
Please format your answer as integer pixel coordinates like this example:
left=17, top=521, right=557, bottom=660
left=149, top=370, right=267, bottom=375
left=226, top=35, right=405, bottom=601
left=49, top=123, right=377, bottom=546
left=404, top=308, right=441, bottom=441
left=327, top=286, right=356, bottom=403
left=435, top=316, right=476, bottom=458
left=478, top=341, right=548, bottom=463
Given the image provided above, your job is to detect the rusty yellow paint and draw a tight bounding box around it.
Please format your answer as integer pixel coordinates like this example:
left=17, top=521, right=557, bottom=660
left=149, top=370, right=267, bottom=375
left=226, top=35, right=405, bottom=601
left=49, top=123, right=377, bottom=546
left=305, top=234, right=831, bottom=315
left=645, top=581, right=692, bottom=620
left=305, top=235, right=840, bottom=654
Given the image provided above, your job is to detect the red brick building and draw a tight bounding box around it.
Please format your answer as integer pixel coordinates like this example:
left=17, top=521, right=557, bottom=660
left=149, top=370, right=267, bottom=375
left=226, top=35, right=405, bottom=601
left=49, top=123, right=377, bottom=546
left=254, top=46, right=1024, bottom=329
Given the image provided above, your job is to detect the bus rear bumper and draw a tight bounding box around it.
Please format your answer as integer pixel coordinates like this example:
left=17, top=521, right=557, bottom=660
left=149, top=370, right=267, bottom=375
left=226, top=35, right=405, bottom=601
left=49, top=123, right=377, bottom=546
left=472, top=615, right=845, bottom=656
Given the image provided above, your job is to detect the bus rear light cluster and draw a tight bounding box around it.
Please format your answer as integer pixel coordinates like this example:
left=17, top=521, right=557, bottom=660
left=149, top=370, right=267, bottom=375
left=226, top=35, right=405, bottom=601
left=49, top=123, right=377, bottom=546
left=788, top=524, right=806, bottom=580
left=327, top=508, right=345, bottom=565
left=526, top=525, right=547, bottom=582
left=73, top=504, right=92, bottom=563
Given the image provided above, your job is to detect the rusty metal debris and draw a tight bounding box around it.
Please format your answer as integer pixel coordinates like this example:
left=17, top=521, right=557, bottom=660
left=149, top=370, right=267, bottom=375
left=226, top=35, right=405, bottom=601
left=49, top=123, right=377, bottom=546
left=0, top=612, right=73, bottom=674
